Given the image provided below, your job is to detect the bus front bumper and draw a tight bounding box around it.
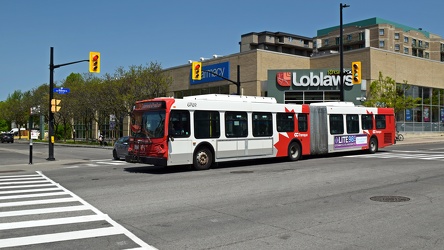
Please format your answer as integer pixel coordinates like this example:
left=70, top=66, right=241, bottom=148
left=125, top=154, right=167, bottom=167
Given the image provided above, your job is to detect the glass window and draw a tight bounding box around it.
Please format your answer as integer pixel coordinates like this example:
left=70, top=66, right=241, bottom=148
left=225, top=111, right=248, bottom=137
left=169, top=110, right=190, bottom=137
left=375, top=115, right=386, bottom=129
left=194, top=111, right=220, bottom=139
left=404, top=36, right=409, bottom=43
left=394, top=44, right=400, bottom=51
left=379, top=29, right=385, bottom=36
left=362, top=114, right=373, bottom=130
left=394, top=33, right=400, bottom=40
left=324, top=39, right=329, bottom=45
left=298, top=114, right=308, bottom=132
left=252, top=112, right=272, bottom=137
left=277, top=113, right=294, bottom=132
left=404, top=47, right=409, bottom=54
left=330, top=114, right=344, bottom=135
left=346, top=114, right=359, bottom=133
left=379, top=40, right=385, bottom=48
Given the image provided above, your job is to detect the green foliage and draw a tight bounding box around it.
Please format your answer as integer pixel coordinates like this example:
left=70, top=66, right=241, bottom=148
left=0, top=62, right=172, bottom=140
left=363, top=72, right=421, bottom=114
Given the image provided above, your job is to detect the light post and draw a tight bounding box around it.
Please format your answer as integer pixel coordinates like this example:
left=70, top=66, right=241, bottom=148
left=339, top=3, right=350, bottom=102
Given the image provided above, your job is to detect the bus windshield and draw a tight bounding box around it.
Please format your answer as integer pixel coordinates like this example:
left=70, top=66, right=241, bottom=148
left=132, top=110, right=166, bottom=138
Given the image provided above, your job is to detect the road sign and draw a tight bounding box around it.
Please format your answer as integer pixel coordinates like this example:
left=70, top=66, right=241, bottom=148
left=54, top=87, right=70, bottom=94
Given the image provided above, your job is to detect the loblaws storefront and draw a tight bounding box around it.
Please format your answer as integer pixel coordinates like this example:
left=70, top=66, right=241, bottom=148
left=267, top=69, right=365, bottom=105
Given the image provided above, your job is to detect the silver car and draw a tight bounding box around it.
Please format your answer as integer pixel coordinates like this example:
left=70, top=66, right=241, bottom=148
left=113, top=136, right=130, bottom=160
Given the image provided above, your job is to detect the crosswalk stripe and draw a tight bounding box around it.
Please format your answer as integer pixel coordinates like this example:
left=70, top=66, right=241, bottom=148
left=0, top=227, right=124, bottom=248
left=0, top=174, right=40, bottom=179
left=0, top=177, right=45, bottom=182
left=0, top=183, right=55, bottom=190
left=0, top=197, right=78, bottom=208
left=0, top=205, right=90, bottom=218
left=0, top=214, right=106, bottom=230
left=0, top=191, right=67, bottom=200
left=0, top=187, right=61, bottom=195
left=0, top=180, right=49, bottom=185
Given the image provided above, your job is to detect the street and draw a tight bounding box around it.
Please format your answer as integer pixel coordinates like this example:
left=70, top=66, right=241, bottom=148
left=1, top=141, right=444, bottom=249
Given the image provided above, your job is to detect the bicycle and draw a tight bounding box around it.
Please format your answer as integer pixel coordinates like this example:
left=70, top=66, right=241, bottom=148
left=395, top=131, right=404, bottom=141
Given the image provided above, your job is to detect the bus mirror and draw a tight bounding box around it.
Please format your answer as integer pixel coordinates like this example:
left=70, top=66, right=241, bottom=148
left=169, top=135, right=174, bottom=142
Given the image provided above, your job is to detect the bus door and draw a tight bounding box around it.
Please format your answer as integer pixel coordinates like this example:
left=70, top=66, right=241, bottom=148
left=168, top=110, right=193, bottom=165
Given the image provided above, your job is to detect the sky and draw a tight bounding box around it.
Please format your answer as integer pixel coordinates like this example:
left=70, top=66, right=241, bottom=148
left=1, top=0, right=444, bottom=102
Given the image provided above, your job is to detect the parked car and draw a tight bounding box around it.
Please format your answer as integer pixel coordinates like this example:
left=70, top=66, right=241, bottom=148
left=113, top=136, right=129, bottom=160
left=0, top=133, right=14, bottom=143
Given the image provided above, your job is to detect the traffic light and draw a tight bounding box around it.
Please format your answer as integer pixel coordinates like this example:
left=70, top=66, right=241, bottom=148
left=51, top=99, right=61, bottom=113
left=352, top=61, right=361, bottom=84
left=89, top=52, right=100, bottom=73
left=191, top=62, right=202, bottom=80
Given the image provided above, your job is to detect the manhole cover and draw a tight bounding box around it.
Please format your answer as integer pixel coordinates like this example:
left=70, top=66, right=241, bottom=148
left=370, top=196, right=410, bottom=202
left=230, top=170, right=254, bottom=174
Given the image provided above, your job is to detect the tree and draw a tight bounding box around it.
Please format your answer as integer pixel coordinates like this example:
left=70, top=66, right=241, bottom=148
left=364, top=72, right=421, bottom=114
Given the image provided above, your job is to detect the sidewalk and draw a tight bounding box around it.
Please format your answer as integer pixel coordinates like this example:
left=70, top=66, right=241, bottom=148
left=394, top=132, right=444, bottom=145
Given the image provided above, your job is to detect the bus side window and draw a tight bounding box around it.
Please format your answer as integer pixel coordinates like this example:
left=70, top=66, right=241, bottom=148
left=225, top=111, right=248, bottom=137
left=297, top=114, right=308, bottom=132
left=346, top=114, right=359, bottom=134
left=194, top=110, right=220, bottom=139
left=277, top=113, right=294, bottom=132
left=253, top=112, right=272, bottom=137
left=329, top=114, right=344, bottom=135
left=169, top=110, right=191, bottom=137
left=375, top=115, right=386, bottom=129
left=361, top=114, right=373, bottom=130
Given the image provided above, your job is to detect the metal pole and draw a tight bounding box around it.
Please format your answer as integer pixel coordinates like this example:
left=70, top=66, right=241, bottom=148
left=47, top=47, right=55, bottom=161
left=29, top=115, right=33, bottom=164
left=339, top=3, right=349, bottom=102
left=237, top=65, right=240, bottom=95
left=339, top=4, right=344, bottom=102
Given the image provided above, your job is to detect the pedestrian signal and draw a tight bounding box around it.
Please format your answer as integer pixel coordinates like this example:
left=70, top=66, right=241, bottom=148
left=89, top=52, right=100, bottom=73
left=192, top=62, right=202, bottom=80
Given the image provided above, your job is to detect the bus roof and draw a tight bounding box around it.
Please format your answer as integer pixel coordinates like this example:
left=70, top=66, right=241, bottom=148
left=309, top=102, right=356, bottom=107
left=182, top=94, right=277, bottom=104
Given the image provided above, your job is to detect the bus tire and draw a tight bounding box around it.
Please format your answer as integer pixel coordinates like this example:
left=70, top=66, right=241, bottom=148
left=193, top=147, right=212, bottom=170
left=368, top=137, right=378, bottom=154
left=288, top=141, right=301, bottom=161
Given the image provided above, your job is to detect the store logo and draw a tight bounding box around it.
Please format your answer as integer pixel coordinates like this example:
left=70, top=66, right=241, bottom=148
left=276, top=72, right=292, bottom=87
left=276, top=70, right=353, bottom=88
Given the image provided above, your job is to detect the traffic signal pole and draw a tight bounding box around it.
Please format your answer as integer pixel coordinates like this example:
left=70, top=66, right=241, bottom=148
left=203, top=65, right=241, bottom=95
left=47, top=47, right=90, bottom=161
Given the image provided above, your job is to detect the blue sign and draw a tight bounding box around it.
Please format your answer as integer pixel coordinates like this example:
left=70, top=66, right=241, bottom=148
left=190, top=61, right=230, bottom=85
left=54, top=87, right=70, bottom=94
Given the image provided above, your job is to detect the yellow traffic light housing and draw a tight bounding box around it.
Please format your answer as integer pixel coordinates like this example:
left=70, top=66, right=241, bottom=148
left=191, top=62, right=202, bottom=80
left=51, top=99, right=61, bottom=113
left=352, top=61, right=361, bottom=84
left=89, top=52, right=100, bottom=73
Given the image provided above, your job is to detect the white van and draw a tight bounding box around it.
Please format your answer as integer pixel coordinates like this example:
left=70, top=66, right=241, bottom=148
left=9, top=128, right=25, bottom=136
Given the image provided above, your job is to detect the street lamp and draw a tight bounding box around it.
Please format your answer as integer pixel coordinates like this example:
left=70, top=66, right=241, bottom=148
left=339, top=3, right=350, bottom=102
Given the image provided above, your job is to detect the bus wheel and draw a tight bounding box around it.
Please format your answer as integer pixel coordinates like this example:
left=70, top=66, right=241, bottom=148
left=288, top=141, right=301, bottom=161
left=193, top=147, right=212, bottom=170
left=368, top=137, right=378, bottom=154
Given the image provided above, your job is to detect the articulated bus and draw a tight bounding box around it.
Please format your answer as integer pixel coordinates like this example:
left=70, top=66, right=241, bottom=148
left=125, top=94, right=395, bottom=170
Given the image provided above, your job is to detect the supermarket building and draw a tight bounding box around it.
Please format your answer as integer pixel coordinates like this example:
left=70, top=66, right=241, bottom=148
left=163, top=17, right=444, bottom=133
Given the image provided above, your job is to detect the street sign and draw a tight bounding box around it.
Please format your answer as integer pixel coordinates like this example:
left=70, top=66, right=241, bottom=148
left=54, top=87, right=70, bottom=94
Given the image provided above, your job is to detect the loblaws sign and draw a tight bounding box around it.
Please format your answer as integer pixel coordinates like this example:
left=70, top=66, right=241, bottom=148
left=276, top=69, right=353, bottom=88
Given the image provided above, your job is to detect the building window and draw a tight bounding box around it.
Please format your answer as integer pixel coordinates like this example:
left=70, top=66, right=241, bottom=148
left=358, top=32, right=365, bottom=41
left=395, top=44, right=400, bottom=51
left=412, top=39, right=417, bottom=47
left=404, top=47, right=409, bottom=54
left=324, top=39, right=329, bottom=45
left=288, top=37, right=293, bottom=42
left=346, top=34, right=352, bottom=41
left=404, top=36, right=409, bottom=43
left=335, top=37, right=340, bottom=45
left=425, top=52, right=430, bottom=59
left=379, top=40, right=385, bottom=48
left=394, top=33, right=400, bottom=40
left=379, top=29, right=385, bottom=36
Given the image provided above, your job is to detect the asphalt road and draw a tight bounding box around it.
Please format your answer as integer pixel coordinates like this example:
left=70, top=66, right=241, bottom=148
left=1, top=140, right=444, bottom=249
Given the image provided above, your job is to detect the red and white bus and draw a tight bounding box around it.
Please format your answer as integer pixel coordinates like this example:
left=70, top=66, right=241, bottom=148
left=125, top=94, right=395, bottom=170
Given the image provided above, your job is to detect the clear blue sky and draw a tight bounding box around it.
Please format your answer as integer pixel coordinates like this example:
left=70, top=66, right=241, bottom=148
left=1, top=0, right=443, bottom=101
